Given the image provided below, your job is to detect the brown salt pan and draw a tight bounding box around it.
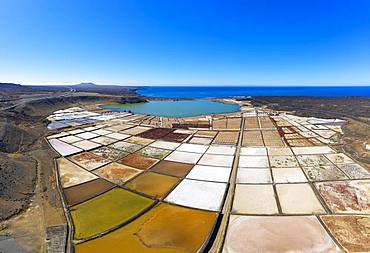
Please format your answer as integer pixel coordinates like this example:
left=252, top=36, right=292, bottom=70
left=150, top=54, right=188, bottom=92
left=161, top=132, right=190, bottom=142
left=321, top=215, right=370, bottom=252
left=262, top=130, right=284, bottom=146
left=242, top=131, right=264, bottom=146
left=125, top=136, right=155, bottom=145
left=94, top=162, right=142, bottom=185
left=286, top=138, right=314, bottom=147
left=259, top=116, right=275, bottom=128
left=138, top=128, right=174, bottom=139
left=226, top=118, right=241, bottom=130
left=213, top=131, right=239, bottom=145
left=244, top=117, right=259, bottom=129
left=125, top=172, right=180, bottom=199
left=150, top=160, right=194, bottom=177
left=63, top=178, right=115, bottom=206
left=213, top=119, right=227, bottom=130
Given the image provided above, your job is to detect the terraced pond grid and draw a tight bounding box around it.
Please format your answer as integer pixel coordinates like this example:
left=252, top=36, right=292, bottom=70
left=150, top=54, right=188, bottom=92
left=46, top=104, right=370, bottom=252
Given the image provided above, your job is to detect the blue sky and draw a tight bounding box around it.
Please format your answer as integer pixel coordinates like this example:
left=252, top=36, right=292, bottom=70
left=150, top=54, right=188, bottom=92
left=1, top=0, right=370, bottom=86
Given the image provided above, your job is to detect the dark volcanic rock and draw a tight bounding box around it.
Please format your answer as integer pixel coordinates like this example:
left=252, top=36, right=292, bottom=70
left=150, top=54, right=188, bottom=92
left=0, top=122, right=38, bottom=153
left=119, top=96, right=147, bottom=104
left=0, top=153, right=36, bottom=220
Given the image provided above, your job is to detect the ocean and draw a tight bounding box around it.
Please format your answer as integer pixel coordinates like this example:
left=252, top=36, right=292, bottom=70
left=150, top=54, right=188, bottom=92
left=137, top=86, right=370, bottom=98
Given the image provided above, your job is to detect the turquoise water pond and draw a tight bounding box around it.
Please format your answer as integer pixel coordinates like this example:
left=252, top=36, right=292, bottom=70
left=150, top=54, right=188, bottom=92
left=102, top=99, right=240, bottom=117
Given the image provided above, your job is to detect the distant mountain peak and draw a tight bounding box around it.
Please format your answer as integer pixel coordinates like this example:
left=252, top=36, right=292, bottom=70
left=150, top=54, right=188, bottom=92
left=0, top=82, right=23, bottom=88
left=73, top=82, right=98, bottom=88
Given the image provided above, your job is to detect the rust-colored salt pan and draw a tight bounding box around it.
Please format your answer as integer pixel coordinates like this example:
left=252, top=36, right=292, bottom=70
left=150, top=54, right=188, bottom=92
left=321, top=215, right=370, bottom=252
left=70, top=152, right=110, bottom=171
left=118, top=154, right=158, bottom=170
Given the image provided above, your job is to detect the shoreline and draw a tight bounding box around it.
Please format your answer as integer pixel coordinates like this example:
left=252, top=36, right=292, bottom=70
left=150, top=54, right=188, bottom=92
left=135, top=86, right=370, bottom=99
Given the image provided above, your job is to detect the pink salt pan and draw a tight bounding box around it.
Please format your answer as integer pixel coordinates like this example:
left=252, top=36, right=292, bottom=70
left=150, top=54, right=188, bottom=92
left=223, top=215, right=341, bottom=253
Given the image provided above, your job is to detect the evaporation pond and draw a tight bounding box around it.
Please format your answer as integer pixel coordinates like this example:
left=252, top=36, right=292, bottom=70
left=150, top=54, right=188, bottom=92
left=102, top=100, right=240, bottom=117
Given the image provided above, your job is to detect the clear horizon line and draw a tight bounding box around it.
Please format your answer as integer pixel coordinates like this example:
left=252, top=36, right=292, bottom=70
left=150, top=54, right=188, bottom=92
left=2, top=80, right=370, bottom=87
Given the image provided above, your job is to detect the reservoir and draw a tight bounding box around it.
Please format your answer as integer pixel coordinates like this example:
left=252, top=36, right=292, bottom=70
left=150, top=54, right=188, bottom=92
left=102, top=100, right=240, bottom=117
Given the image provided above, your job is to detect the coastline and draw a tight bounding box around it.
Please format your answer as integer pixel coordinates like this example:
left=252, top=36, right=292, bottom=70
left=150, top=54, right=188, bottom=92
left=135, top=86, right=370, bottom=99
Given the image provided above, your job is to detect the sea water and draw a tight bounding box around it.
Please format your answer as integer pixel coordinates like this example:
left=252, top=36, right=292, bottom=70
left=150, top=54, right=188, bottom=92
left=137, top=86, right=370, bottom=98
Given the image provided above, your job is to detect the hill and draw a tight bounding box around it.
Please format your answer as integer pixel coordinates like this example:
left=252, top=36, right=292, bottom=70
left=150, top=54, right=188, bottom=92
left=69, top=82, right=136, bottom=94
left=0, top=82, right=138, bottom=95
left=0, top=83, right=24, bottom=89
